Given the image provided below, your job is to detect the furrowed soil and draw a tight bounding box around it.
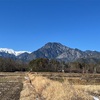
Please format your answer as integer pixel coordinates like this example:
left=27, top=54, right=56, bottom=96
left=0, top=72, right=100, bottom=100
left=0, top=72, right=25, bottom=100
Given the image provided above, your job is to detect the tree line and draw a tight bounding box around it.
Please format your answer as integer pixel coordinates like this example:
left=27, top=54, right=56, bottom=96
left=29, top=58, right=100, bottom=73
left=0, top=57, right=28, bottom=72
left=0, top=57, right=100, bottom=73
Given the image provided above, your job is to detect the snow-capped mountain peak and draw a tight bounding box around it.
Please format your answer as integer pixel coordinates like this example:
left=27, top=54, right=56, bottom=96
left=0, top=48, right=15, bottom=55
left=0, top=48, right=31, bottom=56
left=15, top=51, right=31, bottom=56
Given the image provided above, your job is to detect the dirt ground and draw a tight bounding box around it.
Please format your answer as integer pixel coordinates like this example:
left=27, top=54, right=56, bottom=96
left=0, top=72, right=100, bottom=100
left=0, top=82, right=23, bottom=100
left=0, top=72, right=25, bottom=100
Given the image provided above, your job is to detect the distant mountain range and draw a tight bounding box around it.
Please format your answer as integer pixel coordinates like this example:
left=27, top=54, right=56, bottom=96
left=0, top=48, right=31, bottom=56
left=0, top=48, right=31, bottom=61
left=1, top=42, right=100, bottom=63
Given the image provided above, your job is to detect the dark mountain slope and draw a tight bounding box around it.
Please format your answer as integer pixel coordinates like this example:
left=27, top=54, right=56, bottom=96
left=27, top=42, right=70, bottom=61
left=1, top=42, right=100, bottom=63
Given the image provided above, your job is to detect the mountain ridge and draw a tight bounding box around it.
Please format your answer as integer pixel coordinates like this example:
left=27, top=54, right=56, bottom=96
left=0, top=42, right=100, bottom=63
left=0, top=48, right=31, bottom=56
left=26, top=42, right=100, bottom=62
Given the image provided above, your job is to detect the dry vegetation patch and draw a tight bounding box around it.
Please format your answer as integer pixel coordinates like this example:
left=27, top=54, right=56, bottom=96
left=27, top=73, right=100, bottom=100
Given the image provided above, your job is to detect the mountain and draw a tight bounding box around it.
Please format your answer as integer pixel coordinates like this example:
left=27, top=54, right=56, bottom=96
left=27, top=42, right=69, bottom=61
left=17, top=52, right=30, bottom=61
left=76, top=57, right=100, bottom=64
left=0, top=48, right=31, bottom=60
left=27, top=42, right=100, bottom=62
left=56, top=48, right=88, bottom=61
left=1, top=42, right=100, bottom=63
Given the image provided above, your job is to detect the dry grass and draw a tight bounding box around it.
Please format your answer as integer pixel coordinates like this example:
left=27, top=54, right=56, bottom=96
left=28, top=73, right=100, bottom=100
left=20, top=72, right=100, bottom=100
left=20, top=81, right=36, bottom=100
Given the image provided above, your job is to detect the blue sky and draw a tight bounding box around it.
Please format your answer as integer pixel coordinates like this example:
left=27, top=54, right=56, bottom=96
left=0, top=0, right=100, bottom=52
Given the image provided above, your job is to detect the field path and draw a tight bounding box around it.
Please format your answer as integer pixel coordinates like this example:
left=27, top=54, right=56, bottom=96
left=0, top=72, right=45, bottom=100
left=20, top=73, right=45, bottom=100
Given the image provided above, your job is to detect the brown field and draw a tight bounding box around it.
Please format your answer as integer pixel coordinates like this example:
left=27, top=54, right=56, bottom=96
left=0, top=72, right=100, bottom=100
left=20, top=72, right=100, bottom=100
left=0, top=72, right=25, bottom=100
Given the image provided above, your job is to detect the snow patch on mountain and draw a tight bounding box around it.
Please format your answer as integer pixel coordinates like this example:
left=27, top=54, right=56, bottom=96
left=0, top=48, right=31, bottom=56
left=15, top=51, right=31, bottom=56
